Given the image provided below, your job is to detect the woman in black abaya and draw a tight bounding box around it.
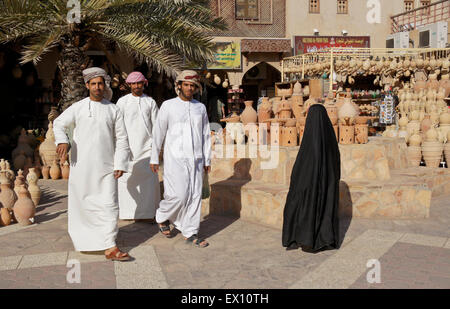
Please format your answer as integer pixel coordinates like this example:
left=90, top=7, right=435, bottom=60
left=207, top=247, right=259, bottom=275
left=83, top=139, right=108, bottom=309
left=282, top=104, right=341, bottom=252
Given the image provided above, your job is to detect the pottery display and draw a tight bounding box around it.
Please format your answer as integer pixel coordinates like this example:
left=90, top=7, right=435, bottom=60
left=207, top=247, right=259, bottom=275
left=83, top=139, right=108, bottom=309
left=42, top=165, right=50, bottom=179
left=338, top=98, right=358, bottom=124
left=240, top=101, right=257, bottom=125
left=61, top=161, right=70, bottom=179
left=39, top=122, right=57, bottom=166
left=280, top=127, right=298, bottom=147
left=278, top=97, right=292, bottom=119
left=0, top=207, right=12, bottom=226
left=0, top=172, right=17, bottom=210
left=339, top=125, right=355, bottom=144
left=421, top=141, right=443, bottom=168
left=355, top=124, right=368, bottom=144
left=50, top=160, right=61, bottom=180
left=26, top=168, right=41, bottom=206
left=13, top=185, right=35, bottom=226
left=407, top=146, right=422, bottom=167
left=14, top=169, right=27, bottom=196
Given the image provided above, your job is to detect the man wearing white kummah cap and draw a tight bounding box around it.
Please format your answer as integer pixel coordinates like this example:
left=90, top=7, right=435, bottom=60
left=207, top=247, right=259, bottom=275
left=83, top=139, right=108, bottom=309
left=53, top=67, right=132, bottom=261
left=150, top=70, right=211, bottom=247
left=116, top=71, right=160, bottom=221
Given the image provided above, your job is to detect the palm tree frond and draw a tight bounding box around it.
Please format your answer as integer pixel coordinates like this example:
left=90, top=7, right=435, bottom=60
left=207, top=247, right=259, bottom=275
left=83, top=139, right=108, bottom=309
left=20, top=28, right=64, bottom=65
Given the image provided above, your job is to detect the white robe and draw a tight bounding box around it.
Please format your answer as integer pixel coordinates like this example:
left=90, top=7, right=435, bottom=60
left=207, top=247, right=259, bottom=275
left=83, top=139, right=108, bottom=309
left=53, top=97, right=130, bottom=251
left=116, top=93, right=160, bottom=219
left=150, top=96, right=211, bottom=238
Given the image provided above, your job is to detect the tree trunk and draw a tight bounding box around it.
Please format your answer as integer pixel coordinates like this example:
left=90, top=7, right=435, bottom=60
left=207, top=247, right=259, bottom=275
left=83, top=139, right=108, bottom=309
left=57, top=36, right=88, bottom=111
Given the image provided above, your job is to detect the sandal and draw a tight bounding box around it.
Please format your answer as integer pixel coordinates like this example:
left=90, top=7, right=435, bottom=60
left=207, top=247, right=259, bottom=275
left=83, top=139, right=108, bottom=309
left=185, top=234, right=209, bottom=248
left=105, top=247, right=131, bottom=261
left=158, top=220, right=172, bottom=238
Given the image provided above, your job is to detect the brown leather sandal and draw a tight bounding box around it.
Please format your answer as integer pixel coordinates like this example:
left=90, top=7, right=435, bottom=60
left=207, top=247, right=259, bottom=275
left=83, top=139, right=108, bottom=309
left=105, top=248, right=131, bottom=261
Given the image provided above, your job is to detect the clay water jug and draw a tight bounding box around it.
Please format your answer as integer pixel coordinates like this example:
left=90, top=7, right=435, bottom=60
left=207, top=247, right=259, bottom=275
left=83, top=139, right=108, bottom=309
left=409, top=129, right=422, bottom=147
left=39, top=122, right=57, bottom=166
left=421, top=115, right=432, bottom=134
left=13, top=185, right=35, bottom=226
left=0, top=172, right=17, bottom=210
left=26, top=168, right=41, bottom=206
left=61, top=161, right=70, bottom=179
left=0, top=206, right=12, bottom=226
left=258, top=97, right=272, bottom=123
left=42, top=165, right=50, bottom=179
left=14, top=169, right=27, bottom=196
left=440, top=110, right=450, bottom=125
left=240, top=101, right=257, bottom=125
left=50, top=160, right=61, bottom=180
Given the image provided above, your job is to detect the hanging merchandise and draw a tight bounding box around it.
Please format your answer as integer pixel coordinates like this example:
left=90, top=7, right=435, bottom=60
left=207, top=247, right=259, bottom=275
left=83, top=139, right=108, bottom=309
left=379, top=94, right=395, bottom=125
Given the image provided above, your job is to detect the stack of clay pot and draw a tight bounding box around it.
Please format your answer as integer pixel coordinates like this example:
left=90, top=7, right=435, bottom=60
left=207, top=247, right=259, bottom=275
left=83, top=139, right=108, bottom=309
left=421, top=127, right=443, bottom=168
left=26, top=168, right=41, bottom=206
left=39, top=107, right=60, bottom=175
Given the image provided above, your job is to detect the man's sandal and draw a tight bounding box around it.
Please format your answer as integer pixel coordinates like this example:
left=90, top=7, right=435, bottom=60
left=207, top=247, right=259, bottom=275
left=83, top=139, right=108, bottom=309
left=158, top=220, right=172, bottom=238
left=105, top=248, right=131, bottom=261
left=185, top=234, right=209, bottom=248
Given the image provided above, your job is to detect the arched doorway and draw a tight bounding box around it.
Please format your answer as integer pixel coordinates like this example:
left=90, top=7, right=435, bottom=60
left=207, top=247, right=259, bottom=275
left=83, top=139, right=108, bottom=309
left=241, top=62, right=281, bottom=107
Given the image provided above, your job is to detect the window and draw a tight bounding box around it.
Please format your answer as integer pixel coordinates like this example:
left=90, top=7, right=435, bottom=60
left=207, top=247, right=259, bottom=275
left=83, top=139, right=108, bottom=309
left=420, top=0, right=431, bottom=14
left=236, top=0, right=258, bottom=20
left=309, top=0, right=320, bottom=14
left=404, top=0, right=414, bottom=12
left=337, top=0, right=348, bottom=14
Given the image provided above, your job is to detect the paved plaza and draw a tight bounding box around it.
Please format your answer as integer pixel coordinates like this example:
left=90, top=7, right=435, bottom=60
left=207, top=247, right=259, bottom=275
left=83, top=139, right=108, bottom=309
left=0, top=179, right=449, bottom=289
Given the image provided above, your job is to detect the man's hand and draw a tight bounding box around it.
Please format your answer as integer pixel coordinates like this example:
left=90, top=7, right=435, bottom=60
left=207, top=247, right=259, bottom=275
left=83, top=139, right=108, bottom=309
left=114, top=170, right=124, bottom=179
left=56, top=143, right=69, bottom=162
left=204, top=166, right=211, bottom=174
left=150, top=164, right=159, bottom=173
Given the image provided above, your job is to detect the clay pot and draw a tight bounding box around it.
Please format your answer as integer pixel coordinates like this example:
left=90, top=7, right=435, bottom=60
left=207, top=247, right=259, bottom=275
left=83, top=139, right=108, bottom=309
left=339, top=125, right=355, bottom=144
left=50, top=160, right=61, bottom=180
left=291, top=96, right=304, bottom=120
left=421, top=115, right=432, bottom=134
left=355, top=116, right=369, bottom=125
left=409, top=130, right=422, bottom=146
left=240, top=101, right=257, bottom=125
left=421, top=141, right=443, bottom=168
left=0, top=207, right=12, bottom=226
left=61, top=161, right=70, bottom=179
left=338, top=98, right=358, bottom=124
left=425, top=127, right=439, bottom=142
left=279, top=97, right=292, bottom=119
left=39, top=123, right=57, bottom=166
left=355, top=124, right=368, bottom=144
left=0, top=172, right=17, bottom=210
left=440, top=111, right=450, bottom=125
left=13, top=185, right=35, bottom=226
left=407, top=146, right=422, bottom=167
left=26, top=168, right=41, bottom=206
left=42, top=165, right=50, bottom=179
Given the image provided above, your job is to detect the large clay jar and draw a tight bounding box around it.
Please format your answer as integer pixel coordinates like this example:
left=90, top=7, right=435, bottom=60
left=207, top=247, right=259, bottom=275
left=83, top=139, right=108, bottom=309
left=42, top=165, right=50, bottom=179
left=0, top=172, right=17, bottom=210
left=278, top=97, right=292, bottom=119
left=240, top=101, right=257, bottom=125
left=258, top=97, right=272, bottom=123
left=14, top=169, right=27, bottom=196
left=13, top=185, right=35, bottom=226
left=421, top=128, right=443, bottom=168
left=26, top=168, right=41, bottom=206
left=50, top=160, right=61, bottom=180
left=338, top=98, right=358, bottom=124
left=39, top=123, right=57, bottom=166
left=0, top=206, right=12, bottom=226
left=407, top=146, right=422, bottom=167
left=427, top=74, right=440, bottom=91
left=440, top=111, right=450, bottom=125
left=61, top=161, right=70, bottom=179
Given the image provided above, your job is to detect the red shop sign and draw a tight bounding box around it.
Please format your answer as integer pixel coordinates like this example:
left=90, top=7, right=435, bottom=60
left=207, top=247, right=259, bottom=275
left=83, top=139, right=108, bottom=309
left=293, top=36, right=370, bottom=55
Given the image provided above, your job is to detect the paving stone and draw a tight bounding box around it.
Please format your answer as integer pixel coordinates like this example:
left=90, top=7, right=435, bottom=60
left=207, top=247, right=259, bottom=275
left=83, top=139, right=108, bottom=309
left=0, top=255, right=23, bottom=271
left=399, top=233, right=447, bottom=247
left=18, top=251, right=68, bottom=269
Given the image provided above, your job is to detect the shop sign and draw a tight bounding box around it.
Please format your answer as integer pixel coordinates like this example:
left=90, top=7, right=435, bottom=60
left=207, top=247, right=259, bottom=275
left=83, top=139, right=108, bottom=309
left=208, top=41, right=241, bottom=70
left=293, top=36, right=370, bottom=55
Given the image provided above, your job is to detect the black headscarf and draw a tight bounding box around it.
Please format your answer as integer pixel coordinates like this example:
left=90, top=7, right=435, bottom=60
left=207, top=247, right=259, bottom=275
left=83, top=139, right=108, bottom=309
left=282, top=104, right=341, bottom=252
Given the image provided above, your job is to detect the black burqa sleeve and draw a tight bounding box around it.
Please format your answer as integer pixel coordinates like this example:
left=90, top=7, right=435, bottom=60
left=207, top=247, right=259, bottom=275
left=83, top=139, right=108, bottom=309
left=282, top=104, right=341, bottom=251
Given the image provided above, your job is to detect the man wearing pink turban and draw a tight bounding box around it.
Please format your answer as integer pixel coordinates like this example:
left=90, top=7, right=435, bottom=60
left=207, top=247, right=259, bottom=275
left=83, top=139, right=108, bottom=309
left=116, top=71, right=160, bottom=222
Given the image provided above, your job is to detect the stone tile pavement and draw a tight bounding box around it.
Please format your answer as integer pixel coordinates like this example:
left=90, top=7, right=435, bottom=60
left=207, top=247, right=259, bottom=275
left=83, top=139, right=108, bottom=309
left=0, top=180, right=449, bottom=289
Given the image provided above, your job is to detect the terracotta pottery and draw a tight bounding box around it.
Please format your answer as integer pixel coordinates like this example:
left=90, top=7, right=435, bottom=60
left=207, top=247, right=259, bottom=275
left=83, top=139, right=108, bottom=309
left=425, top=127, right=439, bottom=142
left=39, top=122, right=57, bottom=166
left=355, top=124, right=368, bottom=144
left=339, top=125, right=355, bottom=144
left=280, top=127, right=298, bottom=146
left=270, top=124, right=280, bottom=146
left=338, top=98, right=358, bottom=124
left=13, top=185, right=35, bottom=226
left=291, top=96, right=304, bottom=120
left=355, top=116, right=369, bottom=125
left=407, top=146, right=422, bottom=167
left=278, top=97, right=292, bottom=119
left=42, top=165, right=50, bottom=179
left=0, top=207, right=12, bottom=226
left=409, top=129, right=422, bottom=146
left=421, top=115, right=432, bottom=134
left=50, top=160, right=61, bottom=180
left=440, top=111, right=450, bottom=125
left=12, top=129, right=34, bottom=159
left=61, top=161, right=70, bottom=179
left=0, top=172, right=17, bottom=210
left=26, top=168, right=41, bottom=206
left=0, top=158, right=6, bottom=171
left=296, top=123, right=305, bottom=145
left=293, top=81, right=302, bottom=95
left=421, top=141, right=443, bottom=168
left=240, top=101, right=257, bottom=125
left=427, top=74, right=440, bottom=91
